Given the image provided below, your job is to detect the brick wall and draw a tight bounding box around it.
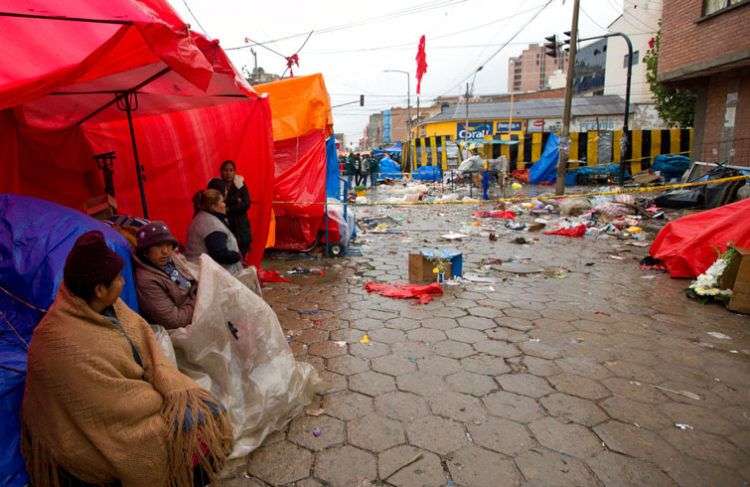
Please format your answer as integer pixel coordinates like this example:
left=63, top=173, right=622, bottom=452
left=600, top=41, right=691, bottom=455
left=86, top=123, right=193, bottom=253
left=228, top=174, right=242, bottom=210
left=659, top=0, right=750, bottom=80
left=694, top=70, right=750, bottom=166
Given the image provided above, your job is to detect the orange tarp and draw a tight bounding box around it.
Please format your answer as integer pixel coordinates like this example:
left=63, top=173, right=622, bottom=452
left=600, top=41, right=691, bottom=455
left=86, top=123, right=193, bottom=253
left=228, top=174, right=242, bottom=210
left=254, top=73, right=333, bottom=140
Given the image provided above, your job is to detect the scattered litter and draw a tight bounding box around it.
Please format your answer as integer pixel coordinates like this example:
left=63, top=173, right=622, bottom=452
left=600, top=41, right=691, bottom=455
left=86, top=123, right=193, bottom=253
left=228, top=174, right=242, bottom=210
left=364, top=281, right=443, bottom=304
left=544, top=225, right=587, bottom=238
left=334, top=341, right=347, bottom=347
left=463, top=274, right=499, bottom=283
left=446, top=481, right=457, bottom=487
left=359, top=334, right=371, bottom=345
left=707, top=332, right=732, bottom=340
left=528, top=338, right=540, bottom=343
left=512, top=236, right=531, bottom=245
left=441, top=232, right=468, bottom=241
left=641, top=275, right=656, bottom=280
left=306, top=408, right=325, bottom=417
left=497, top=262, right=544, bottom=275
left=730, top=350, right=739, bottom=354
left=655, top=385, right=701, bottom=401
left=312, top=427, right=322, bottom=437
left=629, top=381, right=642, bottom=386
left=258, top=268, right=291, bottom=284
left=287, top=266, right=325, bottom=276
left=505, top=221, right=527, bottom=231
left=473, top=210, right=516, bottom=220
left=609, top=255, right=625, bottom=261
left=488, top=232, right=498, bottom=241
left=674, top=423, right=694, bottom=431
left=465, top=431, right=473, bottom=443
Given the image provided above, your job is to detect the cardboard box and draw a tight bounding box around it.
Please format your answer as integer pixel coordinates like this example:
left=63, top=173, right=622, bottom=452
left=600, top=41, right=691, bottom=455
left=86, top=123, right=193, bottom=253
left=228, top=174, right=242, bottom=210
left=728, top=248, right=750, bottom=314
left=409, top=249, right=462, bottom=284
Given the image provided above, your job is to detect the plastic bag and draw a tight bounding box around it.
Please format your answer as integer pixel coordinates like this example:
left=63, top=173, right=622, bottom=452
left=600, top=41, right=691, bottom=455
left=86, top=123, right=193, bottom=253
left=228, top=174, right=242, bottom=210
left=169, top=255, right=323, bottom=458
left=544, top=225, right=587, bottom=238
left=364, top=282, right=443, bottom=304
left=151, top=325, right=177, bottom=366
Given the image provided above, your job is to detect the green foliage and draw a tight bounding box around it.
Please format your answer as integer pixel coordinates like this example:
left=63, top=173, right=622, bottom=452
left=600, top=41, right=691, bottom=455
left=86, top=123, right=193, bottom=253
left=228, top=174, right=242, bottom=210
left=644, top=30, right=697, bottom=128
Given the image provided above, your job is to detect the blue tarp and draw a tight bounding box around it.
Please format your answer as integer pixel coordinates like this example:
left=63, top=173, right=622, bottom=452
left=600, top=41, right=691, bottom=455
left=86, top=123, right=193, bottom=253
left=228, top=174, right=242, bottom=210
left=378, top=156, right=403, bottom=180
left=325, top=136, right=341, bottom=200
left=529, top=133, right=559, bottom=184
left=0, top=194, right=138, bottom=487
left=413, top=165, right=442, bottom=182
left=372, top=142, right=402, bottom=159
left=652, top=154, right=691, bottom=181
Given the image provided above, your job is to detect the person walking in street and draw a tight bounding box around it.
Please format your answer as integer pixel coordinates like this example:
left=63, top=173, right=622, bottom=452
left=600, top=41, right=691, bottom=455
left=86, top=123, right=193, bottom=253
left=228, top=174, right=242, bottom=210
left=359, top=153, right=370, bottom=188
left=368, top=153, right=380, bottom=187
left=208, top=160, right=252, bottom=258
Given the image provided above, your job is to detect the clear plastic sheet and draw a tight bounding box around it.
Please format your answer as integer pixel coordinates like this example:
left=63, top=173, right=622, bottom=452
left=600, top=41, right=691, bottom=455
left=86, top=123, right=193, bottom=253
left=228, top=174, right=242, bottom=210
left=169, top=255, right=323, bottom=458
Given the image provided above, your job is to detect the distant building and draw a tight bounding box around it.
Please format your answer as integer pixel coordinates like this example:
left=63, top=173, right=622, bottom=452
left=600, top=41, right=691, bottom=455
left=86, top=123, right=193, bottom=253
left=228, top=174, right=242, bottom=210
left=507, top=43, right=567, bottom=93
left=659, top=0, right=750, bottom=165
left=604, top=0, right=665, bottom=127
left=422, top=95, right=630, bottom=138
left=574, top=38, right=607, bottom=96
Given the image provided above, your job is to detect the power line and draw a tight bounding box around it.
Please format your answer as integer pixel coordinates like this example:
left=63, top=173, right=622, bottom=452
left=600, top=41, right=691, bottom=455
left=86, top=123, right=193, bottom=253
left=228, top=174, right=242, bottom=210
left=580, top=4, right=608, bottom=31
left=436, top=0, right=555, bottom=98
left=180, top=0, right=208, bottom=34
left=308, top=40, right=540, bottom=55
left=226, top=0, right=469, bottom=51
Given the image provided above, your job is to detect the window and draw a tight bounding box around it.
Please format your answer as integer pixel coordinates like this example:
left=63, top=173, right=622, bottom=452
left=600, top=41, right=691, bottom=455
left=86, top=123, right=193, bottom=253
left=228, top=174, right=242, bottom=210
left=623, top=50, right=640, bottom=68
left=704, top=0, right=745, bottom=15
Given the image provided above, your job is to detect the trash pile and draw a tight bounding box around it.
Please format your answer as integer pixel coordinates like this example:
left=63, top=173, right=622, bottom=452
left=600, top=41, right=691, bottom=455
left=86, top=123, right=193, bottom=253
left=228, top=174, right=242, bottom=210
left=465, top=190, right=664, bottom=244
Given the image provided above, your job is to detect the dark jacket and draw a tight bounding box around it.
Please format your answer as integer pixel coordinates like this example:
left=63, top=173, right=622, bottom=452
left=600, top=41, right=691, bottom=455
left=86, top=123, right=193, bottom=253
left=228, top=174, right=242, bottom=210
left=133, top=253, right=197, bottom=329
left=224, top=175, right=252, bottom=257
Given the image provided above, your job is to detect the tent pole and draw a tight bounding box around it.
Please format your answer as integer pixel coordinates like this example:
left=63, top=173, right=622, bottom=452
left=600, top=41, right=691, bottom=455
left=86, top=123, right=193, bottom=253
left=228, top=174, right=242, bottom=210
left=123, top=92, right=149, bottom=218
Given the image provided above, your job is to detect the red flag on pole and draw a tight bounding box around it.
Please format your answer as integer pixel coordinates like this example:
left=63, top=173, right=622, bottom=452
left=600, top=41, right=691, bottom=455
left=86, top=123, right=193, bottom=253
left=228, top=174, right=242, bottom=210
left=416, top=35, right=427, bottom=95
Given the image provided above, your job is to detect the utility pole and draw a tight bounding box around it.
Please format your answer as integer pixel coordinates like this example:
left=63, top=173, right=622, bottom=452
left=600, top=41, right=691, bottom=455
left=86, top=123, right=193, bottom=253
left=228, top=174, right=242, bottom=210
left=555, top=0, right=580, bottom=195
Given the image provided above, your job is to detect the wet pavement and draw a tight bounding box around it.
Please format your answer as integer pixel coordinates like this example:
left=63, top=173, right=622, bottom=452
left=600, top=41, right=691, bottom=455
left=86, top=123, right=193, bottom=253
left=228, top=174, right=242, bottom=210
left=222, top=195, right=750, bottom=487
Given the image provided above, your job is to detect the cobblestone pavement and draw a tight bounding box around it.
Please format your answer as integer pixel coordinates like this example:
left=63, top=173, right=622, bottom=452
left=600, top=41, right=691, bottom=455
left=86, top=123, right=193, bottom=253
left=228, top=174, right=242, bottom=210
left=221, top=201, right=750, bottom=487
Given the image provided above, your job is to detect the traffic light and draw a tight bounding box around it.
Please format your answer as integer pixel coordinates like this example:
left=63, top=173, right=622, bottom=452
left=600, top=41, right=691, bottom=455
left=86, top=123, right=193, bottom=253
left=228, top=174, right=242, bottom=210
left=359, top=95, right=365, bottom=106
left=544, top=35, right=558, bottom=58
left=562, top=31, right=572, bottom=53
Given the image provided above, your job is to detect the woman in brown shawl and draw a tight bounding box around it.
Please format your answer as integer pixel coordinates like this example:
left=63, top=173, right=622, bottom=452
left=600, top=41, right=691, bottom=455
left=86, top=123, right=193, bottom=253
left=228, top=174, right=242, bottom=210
left=21, top=231, right=232, bottom=487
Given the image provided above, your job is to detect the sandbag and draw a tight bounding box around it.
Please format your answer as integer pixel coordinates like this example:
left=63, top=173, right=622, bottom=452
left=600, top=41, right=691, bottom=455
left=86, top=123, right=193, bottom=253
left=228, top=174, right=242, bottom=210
left=169, top=255, right=323, bottom=458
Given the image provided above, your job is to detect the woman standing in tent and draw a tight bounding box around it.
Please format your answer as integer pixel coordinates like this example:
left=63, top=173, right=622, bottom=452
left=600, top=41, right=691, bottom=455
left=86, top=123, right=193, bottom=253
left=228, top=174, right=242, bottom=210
left=214, top=160, right=252, bottom=258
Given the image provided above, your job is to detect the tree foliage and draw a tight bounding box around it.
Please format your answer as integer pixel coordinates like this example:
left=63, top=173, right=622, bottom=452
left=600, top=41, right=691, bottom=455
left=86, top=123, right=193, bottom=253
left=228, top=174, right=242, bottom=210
left=644, top=30, right=697, bottom=128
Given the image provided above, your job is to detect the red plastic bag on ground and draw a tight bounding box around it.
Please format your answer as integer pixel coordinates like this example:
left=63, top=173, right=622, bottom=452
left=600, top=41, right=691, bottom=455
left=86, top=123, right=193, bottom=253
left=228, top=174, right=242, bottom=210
left=473, top=210, right=516, bottom=220
left=364, top=282, right=443, bottom=304
left=650, top=198, right=750, bottom=278
left=544, top=225, right=587, bottom=238
left=258, top=268, right=291, bottom=283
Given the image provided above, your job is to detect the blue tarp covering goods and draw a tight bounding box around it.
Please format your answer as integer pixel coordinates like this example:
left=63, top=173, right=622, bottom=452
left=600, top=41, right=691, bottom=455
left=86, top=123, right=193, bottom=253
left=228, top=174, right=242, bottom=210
left=653, top=154, right=691, bottom=181
left=413, top=165, right=442, bottom=182
left=378, top=156, right=403, bottom=180
left=0, top=194, right=139, bottom=487
left=326, top=136, right=341, bottom=199
left=529, top=134, right=559, bottom=184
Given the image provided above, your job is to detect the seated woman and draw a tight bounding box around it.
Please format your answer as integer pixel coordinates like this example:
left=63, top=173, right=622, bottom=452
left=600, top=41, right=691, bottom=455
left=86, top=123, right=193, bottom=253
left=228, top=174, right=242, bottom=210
left=22, top=231, right=232, bottom=487
left=133, top=221, right=197, bottom=330
left=186, top=189, right=243, bottom=275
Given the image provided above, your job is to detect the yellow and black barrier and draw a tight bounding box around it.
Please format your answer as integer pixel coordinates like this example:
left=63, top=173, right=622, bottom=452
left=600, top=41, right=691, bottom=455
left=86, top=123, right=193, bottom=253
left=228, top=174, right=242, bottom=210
left=409, top=128, right=694, bottom=174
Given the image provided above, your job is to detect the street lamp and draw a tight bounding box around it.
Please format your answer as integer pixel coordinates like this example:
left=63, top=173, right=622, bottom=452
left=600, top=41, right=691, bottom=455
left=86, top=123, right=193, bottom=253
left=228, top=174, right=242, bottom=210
left=383, top=69, right=412, bottom=134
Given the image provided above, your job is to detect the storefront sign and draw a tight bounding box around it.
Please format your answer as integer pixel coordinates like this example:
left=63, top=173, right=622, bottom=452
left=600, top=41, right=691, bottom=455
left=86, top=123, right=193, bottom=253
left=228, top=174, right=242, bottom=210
left=528, top=119, right=545, bottom=132
left=495, top=120, right=523, bottom=132
left=457, top=122, right=493, bottom=140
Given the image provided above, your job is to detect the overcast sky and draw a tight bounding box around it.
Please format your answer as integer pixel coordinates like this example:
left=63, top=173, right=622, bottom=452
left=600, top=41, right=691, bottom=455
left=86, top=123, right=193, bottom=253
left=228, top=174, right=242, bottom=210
left=167, top=0, right=626, bottom=145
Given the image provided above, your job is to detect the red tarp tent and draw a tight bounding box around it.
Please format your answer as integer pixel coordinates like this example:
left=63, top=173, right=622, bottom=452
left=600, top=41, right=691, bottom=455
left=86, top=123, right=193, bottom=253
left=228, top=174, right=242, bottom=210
left=0, top=0, right=274, bottom=266
left=254, top=74, right=333, bottom=251
left=650, top=198, right=750, bottom=278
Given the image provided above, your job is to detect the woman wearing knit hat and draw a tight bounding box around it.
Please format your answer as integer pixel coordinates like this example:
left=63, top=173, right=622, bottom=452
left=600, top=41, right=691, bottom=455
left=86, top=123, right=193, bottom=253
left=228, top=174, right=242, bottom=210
left=133, top=221, right=198, bottom=330
left=22, top=230, right=233, bottom=487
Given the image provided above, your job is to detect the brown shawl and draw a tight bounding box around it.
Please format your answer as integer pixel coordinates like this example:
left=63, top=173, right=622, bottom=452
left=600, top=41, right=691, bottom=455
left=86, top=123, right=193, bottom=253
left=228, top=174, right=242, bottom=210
left=21, top=286, right=232, bottom=487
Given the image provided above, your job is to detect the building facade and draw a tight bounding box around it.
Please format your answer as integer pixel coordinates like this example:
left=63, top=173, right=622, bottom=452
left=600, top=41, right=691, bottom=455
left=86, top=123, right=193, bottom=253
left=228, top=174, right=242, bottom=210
left=507, top=43, right=567, bottom=93
left=604, top=0, right=665, bottom=127
left=659, top=0, right=750, bottom=165
left=574, top=39, right=607, bottom=96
